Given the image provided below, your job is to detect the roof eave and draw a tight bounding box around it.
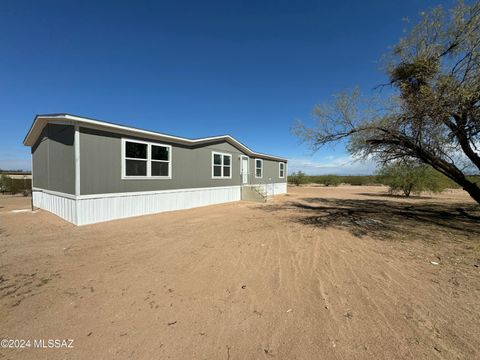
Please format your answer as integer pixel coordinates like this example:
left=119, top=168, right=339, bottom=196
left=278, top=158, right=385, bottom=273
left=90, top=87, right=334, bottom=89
left=23, top=114, right=288, bottom=162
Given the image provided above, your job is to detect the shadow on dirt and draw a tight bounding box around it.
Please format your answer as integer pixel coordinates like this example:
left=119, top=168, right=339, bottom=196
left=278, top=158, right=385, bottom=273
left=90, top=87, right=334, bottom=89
left=354, top=192, right=435, bottom=200
left=265, top=197, right=480, bottom=240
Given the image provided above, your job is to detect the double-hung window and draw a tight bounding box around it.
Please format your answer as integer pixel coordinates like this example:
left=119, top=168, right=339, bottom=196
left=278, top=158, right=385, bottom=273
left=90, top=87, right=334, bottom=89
left=122, top=139, right=171, bottom=179
left=151, top=144, right=170, bottom=177
left=279, top=162, right=285, bottom=178
left=255, top=159, right=263, bottom=178
left=212, top=152, right=232, bottom=179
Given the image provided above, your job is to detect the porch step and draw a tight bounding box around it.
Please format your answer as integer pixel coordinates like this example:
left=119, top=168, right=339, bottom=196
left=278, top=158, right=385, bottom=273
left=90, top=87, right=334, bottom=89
left=241, top=185, right=268, bottom=203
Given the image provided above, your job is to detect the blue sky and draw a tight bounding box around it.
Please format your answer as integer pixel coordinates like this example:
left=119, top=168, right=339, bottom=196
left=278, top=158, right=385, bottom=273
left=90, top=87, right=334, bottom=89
left=0, top=0, right=451, bottom=174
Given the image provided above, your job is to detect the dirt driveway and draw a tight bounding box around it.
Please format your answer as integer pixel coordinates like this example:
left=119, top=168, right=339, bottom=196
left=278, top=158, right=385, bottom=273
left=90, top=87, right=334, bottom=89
left=0, top=186, right=479, bottom=359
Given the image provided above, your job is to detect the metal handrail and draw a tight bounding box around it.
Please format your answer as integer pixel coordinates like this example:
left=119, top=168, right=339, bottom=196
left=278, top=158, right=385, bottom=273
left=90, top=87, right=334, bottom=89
left=240, top=171, right=274, bottom=197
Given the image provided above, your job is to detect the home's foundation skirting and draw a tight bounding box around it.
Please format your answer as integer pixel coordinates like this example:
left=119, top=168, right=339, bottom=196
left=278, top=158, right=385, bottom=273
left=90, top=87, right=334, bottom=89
left=77, top=186, right=242, bottom=225
left=32, top=183, right=287, bottom=226
left=33, top=190, right=77, bottom=224
left=246, top=182, right=287, bottom=196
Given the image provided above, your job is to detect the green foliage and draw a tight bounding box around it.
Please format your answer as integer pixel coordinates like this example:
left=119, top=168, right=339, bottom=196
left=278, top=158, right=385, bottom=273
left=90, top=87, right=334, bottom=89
left=309, top=175, right=380, bottom=186
left=468, top=175, right=480, bottom=186
left=288, top=171, right=308, bottom=186
left=0, top=174, right=11, bottom=192
left=0, top=175, right=32, bottom=194
left=288, top=174, right=382, bottom=186
left=321, top=174, right=341, bottom=187
left=377, top=162, right=451, bottom=197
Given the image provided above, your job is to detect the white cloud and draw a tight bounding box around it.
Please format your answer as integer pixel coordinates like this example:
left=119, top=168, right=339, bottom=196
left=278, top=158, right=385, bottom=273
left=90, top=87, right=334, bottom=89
left=287, top=155, right=377, bottom=175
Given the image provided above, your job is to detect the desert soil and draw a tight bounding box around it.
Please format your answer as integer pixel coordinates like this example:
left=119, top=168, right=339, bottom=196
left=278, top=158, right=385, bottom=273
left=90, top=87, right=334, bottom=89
left=0, top=185, right=479, bottom=360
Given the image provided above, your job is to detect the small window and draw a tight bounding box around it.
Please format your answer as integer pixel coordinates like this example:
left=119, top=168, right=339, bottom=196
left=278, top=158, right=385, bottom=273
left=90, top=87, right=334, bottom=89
left=212, top=152, right=232, bottom=179
left=122, top=139, right=171, bottom=179
left=255, top=159, right=263, bottom=178
left=125, top=141, right=148, bottom=176
left=151, top=145, right=170, bottom=176
left=279, top=162, right=285, bottom=178
left=126, top=141, right=147, bottom=159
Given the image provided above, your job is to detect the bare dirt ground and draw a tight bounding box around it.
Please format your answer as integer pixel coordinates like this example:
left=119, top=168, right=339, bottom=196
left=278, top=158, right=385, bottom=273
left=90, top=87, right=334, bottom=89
left=0, top=186, right=479, bottom=360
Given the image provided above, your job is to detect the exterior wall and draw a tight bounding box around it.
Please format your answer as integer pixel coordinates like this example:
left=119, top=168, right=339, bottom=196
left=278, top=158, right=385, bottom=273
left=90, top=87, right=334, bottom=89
left=249, top=158, right=286, bottom=185
left=31, top=124, right=75, bottom=194
left=32, top=127, right=49, bottom=189
left=31, top=123, right=287, bottom=225
left=79, top=127, right=286, bottom=195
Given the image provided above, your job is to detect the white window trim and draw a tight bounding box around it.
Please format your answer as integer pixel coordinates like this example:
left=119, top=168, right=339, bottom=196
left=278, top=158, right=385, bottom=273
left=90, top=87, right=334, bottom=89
left=279, top=162, right=286, bottom=178
left=121, top=138, right=172, bottom=180
left=211, top=151, right=232, bottom=179
left=254, top=158, right=263, bottom=178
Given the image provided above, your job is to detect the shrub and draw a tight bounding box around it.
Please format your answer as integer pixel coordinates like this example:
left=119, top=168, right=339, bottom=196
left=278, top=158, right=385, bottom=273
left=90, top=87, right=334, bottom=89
left=288, top=171, right=308, bottom=186
left=0, top=175, right=32, bottom=195
left=322, top=174, right=341, bottom=187
left=0, top=174, right=11, bottom=193
left=377, top=162, right=450, bottom=197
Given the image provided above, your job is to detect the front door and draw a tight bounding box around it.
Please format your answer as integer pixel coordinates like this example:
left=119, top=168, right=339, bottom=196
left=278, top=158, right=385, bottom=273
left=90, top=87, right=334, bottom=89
left=241, top=156, right=249, bottom=184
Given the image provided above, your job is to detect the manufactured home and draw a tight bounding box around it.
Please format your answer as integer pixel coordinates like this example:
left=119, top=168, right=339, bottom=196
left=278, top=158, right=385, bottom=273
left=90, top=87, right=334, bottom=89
left=23, top=114, right=288, bottom=225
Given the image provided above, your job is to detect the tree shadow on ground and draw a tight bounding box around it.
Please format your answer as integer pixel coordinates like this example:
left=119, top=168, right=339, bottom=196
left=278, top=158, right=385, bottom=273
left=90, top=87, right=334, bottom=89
left=354, top=192, right=435, bottom=200
left=264, top=197, right=480, bottom=240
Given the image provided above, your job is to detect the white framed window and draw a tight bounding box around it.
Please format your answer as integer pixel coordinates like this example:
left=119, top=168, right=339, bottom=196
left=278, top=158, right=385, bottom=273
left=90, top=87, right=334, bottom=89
left=279, top=162, right=285, bottom=178
left=255, top=158, right=263, bottom=178
left=212, top=152, right=232, bottom=179
left=121, top=138, right=172, bottom=179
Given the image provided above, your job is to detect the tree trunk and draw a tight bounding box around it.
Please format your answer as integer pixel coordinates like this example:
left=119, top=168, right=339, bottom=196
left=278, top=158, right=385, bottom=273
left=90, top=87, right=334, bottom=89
left=458, top=179, right=480, bottom=205
left=406, top=141, right=480, bottom=205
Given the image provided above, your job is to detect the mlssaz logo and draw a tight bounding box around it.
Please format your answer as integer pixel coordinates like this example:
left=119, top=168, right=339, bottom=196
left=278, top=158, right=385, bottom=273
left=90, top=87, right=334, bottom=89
left=34, top=339, right=74, bottom=349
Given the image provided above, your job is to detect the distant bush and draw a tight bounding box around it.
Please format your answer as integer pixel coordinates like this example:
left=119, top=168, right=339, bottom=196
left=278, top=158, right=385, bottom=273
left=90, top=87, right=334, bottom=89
left=321, top=175, right=341, bottom=187
left=289, top=174, right=383, bottom=186
left=303, top=175, right=379, bottom=186
left=0, top=175, right=32, bottom=195
left=287, top=170, right=470, bottom=190
left=0, top=174, right=10, bottom=193
left=468, top=175, right=480, bottom=186
left=288, top=171, right=308, bottom=186
left=377, top=162, right=451, bottom=197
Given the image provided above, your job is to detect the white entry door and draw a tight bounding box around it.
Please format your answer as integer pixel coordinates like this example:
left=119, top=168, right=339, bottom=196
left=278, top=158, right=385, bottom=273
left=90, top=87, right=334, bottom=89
left=241, top=157, right=249, bottom=184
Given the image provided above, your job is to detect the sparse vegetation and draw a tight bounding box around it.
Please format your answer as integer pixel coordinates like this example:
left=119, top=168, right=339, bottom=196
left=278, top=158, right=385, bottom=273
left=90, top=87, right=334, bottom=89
left=377, top=162, right=451, bottom=197
left=320, top=174, right=341, bottom=187
left=288, top=174, right=380, bottom=186
left=0, top=174, right=32, bottom=195
left=288, top=172, right=479, bottom=189
left=0, top=174, right=11, bottom=194
left=289, top=171, right=308, bottom=186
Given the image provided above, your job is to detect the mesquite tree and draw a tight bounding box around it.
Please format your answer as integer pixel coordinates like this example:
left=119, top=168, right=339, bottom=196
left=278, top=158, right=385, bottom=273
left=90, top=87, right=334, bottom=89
left=377, top=162, right=450, bottom=197
left=293, top=1, right=480, bottom=204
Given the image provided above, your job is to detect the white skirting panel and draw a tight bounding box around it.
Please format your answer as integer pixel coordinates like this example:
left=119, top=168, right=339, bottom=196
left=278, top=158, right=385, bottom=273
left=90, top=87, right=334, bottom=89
left=76, top=186, right=241, bottom=225
left=32, top=184, right=286, bottom=226
left=274, top=182, right=287, bottom=195
left=254, top=182, right=288, bottom=196
left=32, top=190, right=77, bottom=224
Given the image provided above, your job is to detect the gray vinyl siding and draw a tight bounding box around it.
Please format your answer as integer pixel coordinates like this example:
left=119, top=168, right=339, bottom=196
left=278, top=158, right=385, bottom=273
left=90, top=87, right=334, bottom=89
left=32, top=127, right=49, bottom=189
left=79, top=127, right=286, bottom=195
left=79, top=128, right=236, bottom=195
left=31, top=124, right=75, bottom=194
left=249, top=158, right=286, bottom=185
